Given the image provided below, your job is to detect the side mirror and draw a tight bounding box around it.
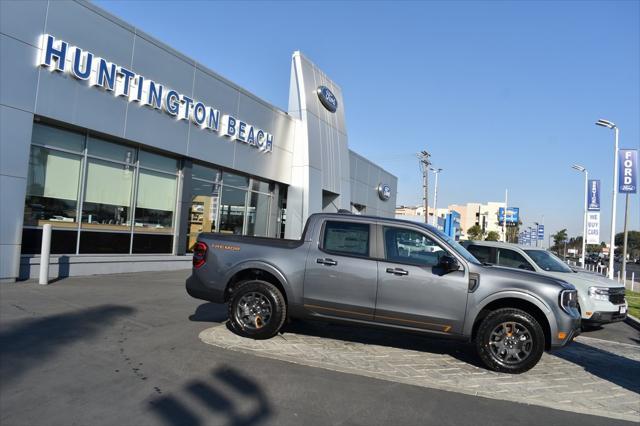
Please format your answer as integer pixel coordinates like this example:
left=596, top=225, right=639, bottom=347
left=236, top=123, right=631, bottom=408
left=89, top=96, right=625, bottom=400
left=437, top=255, right=459, bottom=273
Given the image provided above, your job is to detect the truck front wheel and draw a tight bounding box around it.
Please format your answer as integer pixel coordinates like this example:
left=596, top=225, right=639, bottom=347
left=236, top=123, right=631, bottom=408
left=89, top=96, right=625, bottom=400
left=227, top=280, right=287, bottom=340
left=475, top=308, right=545, bottom=374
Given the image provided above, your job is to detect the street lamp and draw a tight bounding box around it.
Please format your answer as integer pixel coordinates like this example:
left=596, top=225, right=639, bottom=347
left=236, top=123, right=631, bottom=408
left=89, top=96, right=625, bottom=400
left=430, top=167, right=442, bottom=226
left=572, top=164, right=588, bottom=267
left=595, top=119, right=619, bottom=279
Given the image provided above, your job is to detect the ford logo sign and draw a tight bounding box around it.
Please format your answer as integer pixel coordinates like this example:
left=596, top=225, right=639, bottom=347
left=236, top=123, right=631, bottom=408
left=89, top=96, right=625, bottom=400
left=317, top=86, right=338, bottom=113
left=377, top=183, right=391, bottom=201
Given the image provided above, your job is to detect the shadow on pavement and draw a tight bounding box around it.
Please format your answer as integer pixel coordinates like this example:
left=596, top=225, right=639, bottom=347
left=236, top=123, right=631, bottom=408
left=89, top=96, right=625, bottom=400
left=553, top=342, right=640, bottom=394
left=280, top=319, right=482, bottom=368
left=189, top=303, right=228, bottom=323
left=149, top=366, right=271, bottom=426
left=0, top=304, right=134, bottom=384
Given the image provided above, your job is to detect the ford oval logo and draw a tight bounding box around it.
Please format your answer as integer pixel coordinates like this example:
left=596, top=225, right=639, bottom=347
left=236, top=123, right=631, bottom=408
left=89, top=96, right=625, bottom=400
left=377, top=183, right=391, bottom=201
left=317, top=86, right=338, bottom=113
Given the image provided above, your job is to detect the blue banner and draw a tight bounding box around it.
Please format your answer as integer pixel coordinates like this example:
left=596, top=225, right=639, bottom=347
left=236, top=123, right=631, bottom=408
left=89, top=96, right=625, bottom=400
left=498, top=207, right=520, bottom=224
left=587, top=179, right=600, bottom=211
left=618, top=149, right=638, bottom=194
left=537, top=224, right=544, bottom=239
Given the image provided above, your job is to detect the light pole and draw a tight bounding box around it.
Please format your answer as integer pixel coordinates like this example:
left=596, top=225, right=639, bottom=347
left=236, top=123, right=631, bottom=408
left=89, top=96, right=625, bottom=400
left=572, top=164, right=588, bottom=267
left=595, top=119, right=619, bottom=279
left=417, top=151, right=431, bottom=224
left=430, top=167, right=442, bottom=226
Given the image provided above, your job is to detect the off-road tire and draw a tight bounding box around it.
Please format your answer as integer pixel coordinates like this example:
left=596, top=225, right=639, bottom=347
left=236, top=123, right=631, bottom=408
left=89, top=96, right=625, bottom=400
left=227, top=280, right=287, bottom=340
left=475, top=308, right=545, bottom=374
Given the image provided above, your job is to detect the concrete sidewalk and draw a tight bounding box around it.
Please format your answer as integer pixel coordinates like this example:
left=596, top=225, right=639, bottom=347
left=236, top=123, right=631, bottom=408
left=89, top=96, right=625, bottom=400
left=1, top=271, right=637, bottom=426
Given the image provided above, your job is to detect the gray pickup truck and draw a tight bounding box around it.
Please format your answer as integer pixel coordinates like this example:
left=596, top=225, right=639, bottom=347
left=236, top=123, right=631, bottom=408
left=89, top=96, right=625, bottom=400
left=187, top=213, right=580, bottom=373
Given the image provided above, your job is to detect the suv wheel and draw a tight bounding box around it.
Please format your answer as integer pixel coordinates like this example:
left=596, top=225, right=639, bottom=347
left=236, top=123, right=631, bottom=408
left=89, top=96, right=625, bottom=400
left=228, top=280, right=287, bottom=340
left=475, top=308, right=545, bottom=374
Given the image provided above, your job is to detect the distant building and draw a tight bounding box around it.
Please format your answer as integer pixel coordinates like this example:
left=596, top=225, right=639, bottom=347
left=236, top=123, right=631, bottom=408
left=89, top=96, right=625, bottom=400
left=447, top=202, right=506, bottom=239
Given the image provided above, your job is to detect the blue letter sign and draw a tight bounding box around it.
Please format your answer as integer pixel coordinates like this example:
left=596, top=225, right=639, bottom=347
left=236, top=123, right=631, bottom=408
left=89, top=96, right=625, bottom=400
left=587, top=179, right=600, bottom=211
left=618, top=149, right=638, bottom=194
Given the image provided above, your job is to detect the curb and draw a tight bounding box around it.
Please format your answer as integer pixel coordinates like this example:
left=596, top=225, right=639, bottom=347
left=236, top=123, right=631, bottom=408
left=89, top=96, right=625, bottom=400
left=624, top=314, right=640, bottom=331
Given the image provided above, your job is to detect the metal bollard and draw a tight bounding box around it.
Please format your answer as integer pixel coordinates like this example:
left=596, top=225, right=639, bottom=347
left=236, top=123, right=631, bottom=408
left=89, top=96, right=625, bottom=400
left=39, top=224, right=52, bottom=285
left=632, top=272, right=636, bottom=292
left=617, top=270, right=620, bottom=283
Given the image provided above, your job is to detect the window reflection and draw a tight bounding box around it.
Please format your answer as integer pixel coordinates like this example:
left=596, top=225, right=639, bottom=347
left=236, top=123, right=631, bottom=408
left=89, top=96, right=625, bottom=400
left=135, top=169, right=176, bottom=232
left=24, top=146, right=81, bottom=227
left=219, top=185, right=247, bottom=234
left=82, top=158, right=133, bottom=231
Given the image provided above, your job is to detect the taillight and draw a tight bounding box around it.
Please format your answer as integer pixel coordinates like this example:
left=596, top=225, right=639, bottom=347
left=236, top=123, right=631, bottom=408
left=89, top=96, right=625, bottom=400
left=193, top=242, right=208, bottom=268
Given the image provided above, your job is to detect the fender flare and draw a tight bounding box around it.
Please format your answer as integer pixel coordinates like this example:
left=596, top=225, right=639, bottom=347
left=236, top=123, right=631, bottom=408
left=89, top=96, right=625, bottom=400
left=464, top=290, right=554, bottom=337
left=223, top=260, right=291, bottom=296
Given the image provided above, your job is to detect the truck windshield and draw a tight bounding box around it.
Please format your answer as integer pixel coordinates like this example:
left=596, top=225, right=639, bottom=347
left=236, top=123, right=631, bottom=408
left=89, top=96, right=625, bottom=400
left=524, top=250, right=573, bottom=273
left=428, top=226, right=482, bottom=265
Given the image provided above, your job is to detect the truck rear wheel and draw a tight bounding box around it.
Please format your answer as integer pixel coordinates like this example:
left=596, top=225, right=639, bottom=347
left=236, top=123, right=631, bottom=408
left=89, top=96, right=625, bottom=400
left=475, top=308, right=545, bottom=374
left=228, top=280, right=287, bottom=340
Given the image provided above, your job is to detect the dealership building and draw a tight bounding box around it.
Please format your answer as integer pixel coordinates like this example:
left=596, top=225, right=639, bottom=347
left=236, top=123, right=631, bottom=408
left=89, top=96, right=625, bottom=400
left=0, top=0, right=397, bottom=282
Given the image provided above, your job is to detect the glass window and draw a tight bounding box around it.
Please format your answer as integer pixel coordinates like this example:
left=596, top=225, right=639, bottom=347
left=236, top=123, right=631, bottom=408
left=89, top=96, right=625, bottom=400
left=246, top=191, right=271, bottom=237
left=466, top=245, right=493, bottom=264
left=32, top=123, right=84, bottom=152
left=132, top=234, right=173, bottom=254
left=323, top=221, right=369, bottom=257
left=139, top=150, right=178, bottom=173
left=222, top=172, right=249, bottom=188
left=524, top=250, right=573, bottom=273
left=188, top=179, right=221, bottom=251
left=192, top=164, right=220, bottom=182
left=24, top=146, right=82, bottom=227
left=250, top=179, right=271, bottom=193
left=79, top=231, right=130, bottom=254
left=134, top=169, right=177, bottom=232
left=21, top=228, right=78, bottom=254
left=87, top=136, right=136, bottom=164
left=496, top=249, right=535, bottom=271
left=384, top=227, right=446, bottom=266
left=82, top=158, right=133, bottom=231
left=218, top=185, right=247, bottom=234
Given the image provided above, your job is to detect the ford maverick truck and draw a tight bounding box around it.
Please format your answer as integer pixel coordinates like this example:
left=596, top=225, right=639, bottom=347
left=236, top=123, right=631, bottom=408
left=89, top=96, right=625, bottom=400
left=187, top=213, right=580, bottom=373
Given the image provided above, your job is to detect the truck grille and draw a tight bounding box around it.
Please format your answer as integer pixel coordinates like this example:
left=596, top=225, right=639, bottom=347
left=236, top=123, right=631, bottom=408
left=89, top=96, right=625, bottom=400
left=608, top=287, right=625, bottom=305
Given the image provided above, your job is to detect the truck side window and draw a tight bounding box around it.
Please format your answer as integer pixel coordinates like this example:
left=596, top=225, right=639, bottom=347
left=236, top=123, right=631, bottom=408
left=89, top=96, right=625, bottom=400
left=384, top=227, right=445, bottom=267
left=496, top=249, right=534, bottom=271
left=322, top=221, right=369, bottom=257
left=466, top=245, right=492, bottom=264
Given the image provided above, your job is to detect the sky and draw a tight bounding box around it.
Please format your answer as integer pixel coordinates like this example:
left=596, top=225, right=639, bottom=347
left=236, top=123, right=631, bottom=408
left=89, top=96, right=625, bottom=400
left=95, top=0, right=639, bottom=243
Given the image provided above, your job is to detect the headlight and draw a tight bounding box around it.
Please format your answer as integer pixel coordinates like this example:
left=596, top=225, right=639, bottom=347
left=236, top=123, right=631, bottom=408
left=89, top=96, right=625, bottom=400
left=588, top=286, right=609, bottom=301
left=559, top=289, right=578, bottom=314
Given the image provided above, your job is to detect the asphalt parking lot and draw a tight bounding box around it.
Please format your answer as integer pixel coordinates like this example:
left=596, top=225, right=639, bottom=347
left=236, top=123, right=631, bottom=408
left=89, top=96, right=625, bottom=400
left=1, top=270, right=638, bottom=426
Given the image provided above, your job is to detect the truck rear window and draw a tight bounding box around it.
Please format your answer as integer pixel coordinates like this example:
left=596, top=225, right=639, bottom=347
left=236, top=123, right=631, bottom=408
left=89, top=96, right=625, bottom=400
left=322, top=221, right=369, bottom=257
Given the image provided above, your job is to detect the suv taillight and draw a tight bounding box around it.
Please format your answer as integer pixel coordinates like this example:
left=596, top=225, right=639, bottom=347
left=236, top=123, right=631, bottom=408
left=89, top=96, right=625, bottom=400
left=193, top=242, right=208, bottom=269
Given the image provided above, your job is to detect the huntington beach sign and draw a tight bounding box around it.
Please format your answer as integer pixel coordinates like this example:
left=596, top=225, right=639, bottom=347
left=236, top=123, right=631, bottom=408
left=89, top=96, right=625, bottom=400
left=38, top=34, right=274, bottom=153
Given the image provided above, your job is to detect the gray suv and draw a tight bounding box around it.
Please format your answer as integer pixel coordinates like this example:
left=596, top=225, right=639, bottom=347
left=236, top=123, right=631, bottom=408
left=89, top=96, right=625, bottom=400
left=187, top=213, right=581, bottom=373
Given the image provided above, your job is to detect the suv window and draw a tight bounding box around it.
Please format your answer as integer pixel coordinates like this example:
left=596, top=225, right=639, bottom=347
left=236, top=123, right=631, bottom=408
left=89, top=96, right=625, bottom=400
left=384, top=227, right=446, bottom=267
left=466, top=245, right=493, bottom=264
left=322, top=221, right=370, bottom=257
left=496, top=248, right=534, bottom=271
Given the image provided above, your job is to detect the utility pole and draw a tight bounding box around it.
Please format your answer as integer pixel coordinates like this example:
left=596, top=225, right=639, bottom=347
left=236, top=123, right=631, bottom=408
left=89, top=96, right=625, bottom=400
left=430, top=167, right=442, bottom=227
left=417, top=151, right=431, bottom=224
left=502, top=189, right=508, bottom=242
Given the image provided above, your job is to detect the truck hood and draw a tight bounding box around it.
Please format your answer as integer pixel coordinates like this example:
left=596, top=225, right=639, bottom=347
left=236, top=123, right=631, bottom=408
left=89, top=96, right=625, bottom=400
left=541, top=270, right=623, bottom=290
left=481, top=265, right=575, bottom=291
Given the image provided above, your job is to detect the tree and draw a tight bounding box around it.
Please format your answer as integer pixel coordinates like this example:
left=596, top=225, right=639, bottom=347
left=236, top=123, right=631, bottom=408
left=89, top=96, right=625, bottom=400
left=553, top=229, right=568, bottom=247
left=467, top=224, right=485, bottom=240
left=485, top=231, right=500, bottom=241
left=614, top=231, right=640, bottom=258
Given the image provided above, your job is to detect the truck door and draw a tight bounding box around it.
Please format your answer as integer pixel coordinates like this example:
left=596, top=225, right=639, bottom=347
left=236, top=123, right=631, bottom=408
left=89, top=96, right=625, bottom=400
left=303, top=219, right=378, bottom=321
left=375, top=224, right=469, bottom=334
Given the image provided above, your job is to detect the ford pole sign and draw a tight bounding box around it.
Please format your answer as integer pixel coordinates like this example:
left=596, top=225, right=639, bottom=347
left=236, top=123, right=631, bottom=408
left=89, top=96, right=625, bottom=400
left=377, top=183, right=391, bottom=201
left=317, top=86, right=338, bottom=113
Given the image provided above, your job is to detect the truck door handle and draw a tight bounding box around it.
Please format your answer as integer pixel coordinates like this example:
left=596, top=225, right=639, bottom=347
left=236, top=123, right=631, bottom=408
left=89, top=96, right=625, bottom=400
left=386, top=267, right=409, bottom=276
left=316, top=258, right=338, bottom=266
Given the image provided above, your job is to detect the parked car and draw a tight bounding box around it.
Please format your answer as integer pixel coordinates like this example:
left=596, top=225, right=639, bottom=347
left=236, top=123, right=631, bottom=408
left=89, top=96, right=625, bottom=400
left=461, top=241, right=627, bottom=329
left=187, top=213, right=580, bottom=374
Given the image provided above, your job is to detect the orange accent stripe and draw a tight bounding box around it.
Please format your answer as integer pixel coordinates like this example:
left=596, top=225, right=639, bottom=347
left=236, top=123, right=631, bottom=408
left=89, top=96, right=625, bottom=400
left=304, top=304, right=451, bottom=333
left=304, top=304, right=372, bottom=317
